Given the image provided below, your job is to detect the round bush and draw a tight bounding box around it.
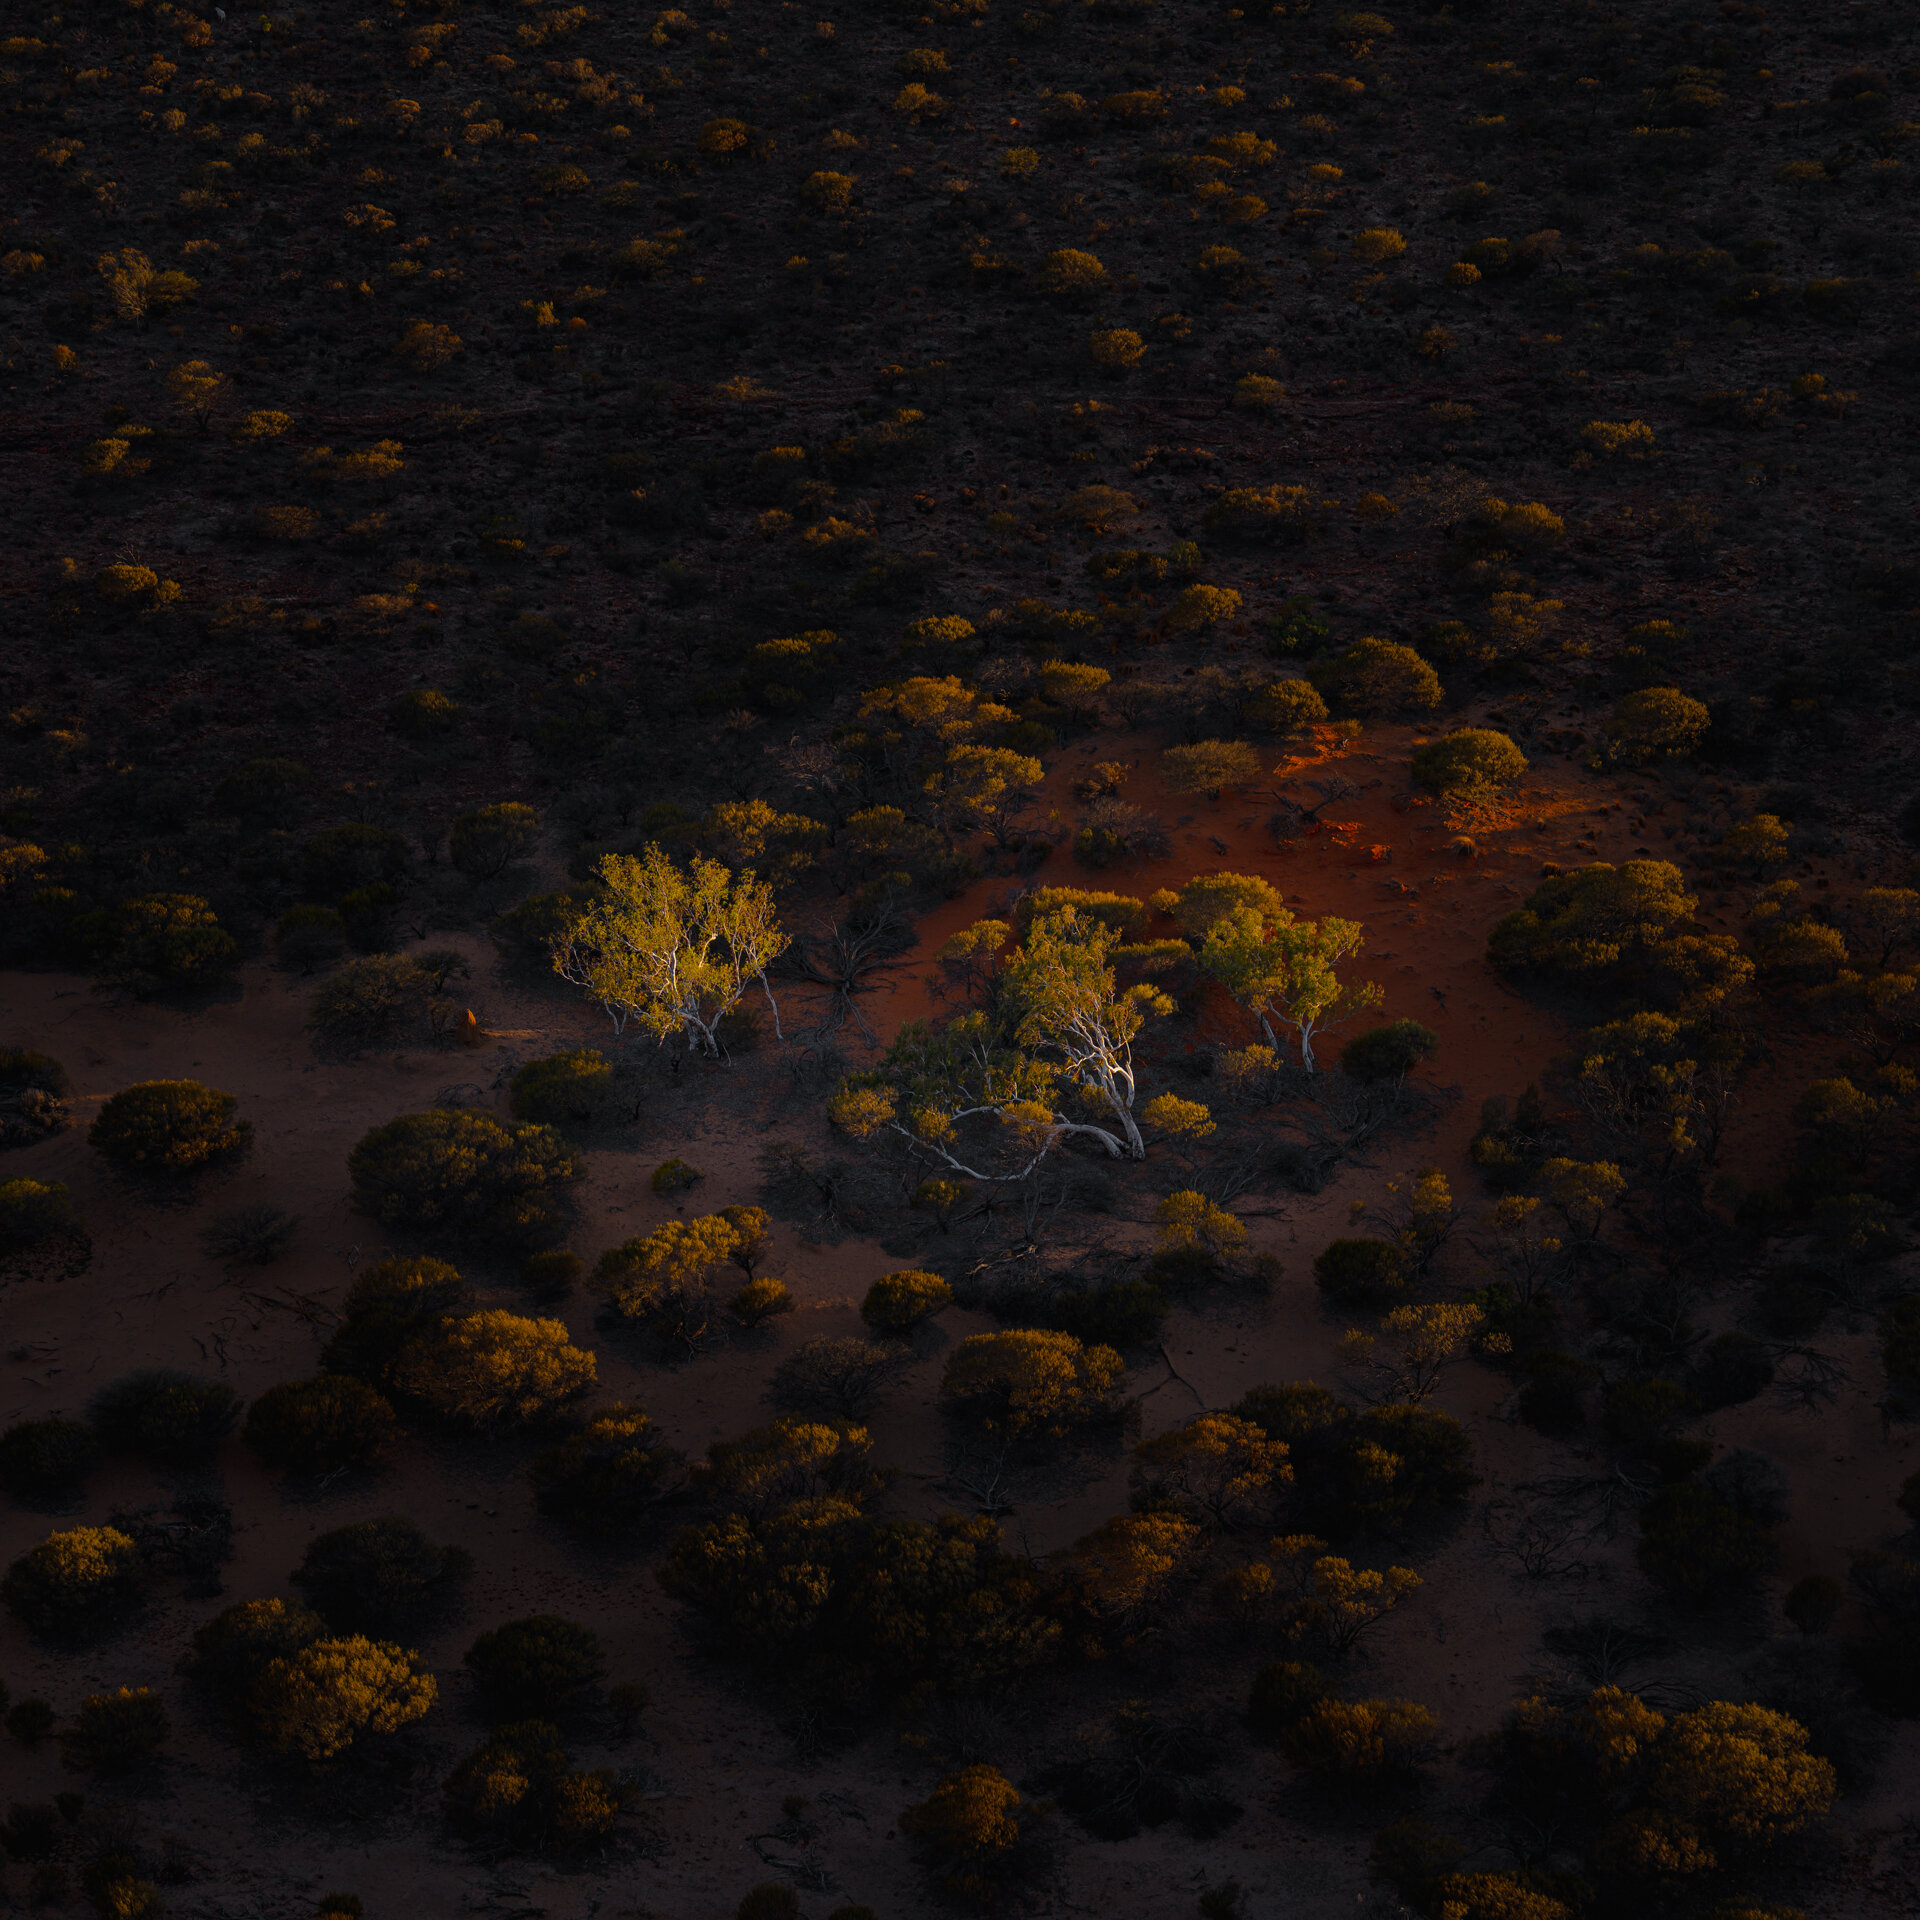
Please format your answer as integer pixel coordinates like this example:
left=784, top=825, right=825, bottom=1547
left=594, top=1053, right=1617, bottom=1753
left=529, top=1403, right=686, bottom=1536
left=187, top=1597, right=328, bottom=1711
left=348, top=1109, right=583, bottom=1251
left=2, top=1525, right=144, bottom=1638
left=861, top=1268, right=953, bottom=1333
left=1312, top=1238, right=1413, bottom=1311
left=392, top=687, right=462, bottom=739
left=1607, top=686, right=1710, bottom=765
left=291, top=1516, right=473, bottom=1636
left=727, top=1276, right=794, bottom=1327
left=60, top=1687, right=169, bottom=1774
left=1410, top=729, right=1528, bottom=798
left=0, top=1049, right=70, bottom=1149
left=89, top=1080, right=251, bottom=1175
left=215, top=757, right=311, bottom=827
left=308, top=955, right=439, bottom=1050
left=1310, top=639, right=1444, bottom=717
left=244, top=1377, right=400, bottom=1474
left=250, top=1634, right=438, bottom=1762
left=90, top=1369, right=241, bottom=1462
left=1248, top=1659, right=1331, bottom=1735
left=0, top=1415, right=102, bottom=1498
left=275, top=904, right=348, bottom=974
left=302, top=823, right=411, bottom=903
left=322, top=1253, right=470, bottom=1382
left=450, top=802, right=542, bottom=879
left=510, top=1049, right=613, bottom=1125
left=464, top=1615, right=605, bottom=1720
left=0, top=1177, right=78, bottom=1251
left=1281, top=1697, right=1439, bottom=1789
left=0, top=1047, right=71, bottom=1100
left=389, top=1310, right=597, bottom=1431
left=1339, top=1020, right=1439, bottom=1085
left=523, top=1249, right=584, bottom=1299
left=650, top=1156, right=702, bottom=1195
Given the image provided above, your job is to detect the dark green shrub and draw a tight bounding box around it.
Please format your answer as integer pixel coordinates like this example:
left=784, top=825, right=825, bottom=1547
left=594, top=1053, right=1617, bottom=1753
left=491, top=890, right=584, bottom=965
left=2, top=1526, right=144, bottom=1639
left=1248, top=1659, right=1330, bottom=1735
left=94, top=893, right=240, bottom=996
left=450, top=802, right=542, bottom=879
left=861, top=1268, right=952, bottom=1333
left=215, top=757, right=311, bottom=827
left=1410, top=729, right=1527, bottom=798
left=0, top=1177, right=77, bottom=1250
left=187, top=1597, right=328, bottom=1711
left=291, top=1516, right=473, bottom=1636
left=1340, top=1020, right=1439, bottom=1084
left=1310, top=639, right=1443, bottom=716
left=248, top=1633, right=438, bottom=1762
left=308, top=955, right=443, bottom=1051
left=528, top=1403, right=686, bottom=1536
left=510, top=1049, right=613, bottom=1125
left=523, top=1248, right=584, bottom=1299
left=348, top=1110, right=583, bottom=1251
left=1784, top=1574, right=1842, bottom=1636
left=88, top=1080, right=251, bottom=1175
left=0, top=1047, right=70, bottom=1100
left=1754, top=1263, right=1830, bottom=1337
left=1030, top=1277, right=1169, bottom=1350
left=319, top=1898, right=366, bottom=1919
left=275, top=904, right=348, bottom=974
left=3, top=1801, right=59, bottom=1860
left=1847, top=1550, right=1920, bottom=1714
left=650, top=1156, right=701, bottom=1195
left=737, top=1889, right=801, bottom=1920
left=90, top=1369, right=240, bottom=1462
left=59, top=1688, right=168, bottom=1775
left=200, top=1202, right=299, bottom=1266
left=0, top=1416, right=102, bottom=1498
left=1517, top=1350, right=1598, bottom=1434
left=464, top=1615, right=605, bottom=1720
left=1687, top=1331, right=1775, bottom=1410
left=322, top=1253, right=470, bottom=1382
left=1880, top=1296, right=1920, bottom=1414
left=1312, top=1238, right=1412, bottom=1311
left=1636, top=1481, right=1776, bottom=1603
left=443, top=1719, right=625, bottom=1853
left=302, top=823, right=411, bottom=902
left=243, top=1377, right=400, bottom=1474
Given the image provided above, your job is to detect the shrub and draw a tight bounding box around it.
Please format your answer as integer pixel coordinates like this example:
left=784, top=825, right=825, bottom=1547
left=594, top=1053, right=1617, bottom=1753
left=772, top=1336, right=908, bottom=1418
left=510, top=1049, right=614, bottom=1125
left=89, top=1080, right=251, bottom=1175
left=1340, top=1020, right=1438, bottom=1083
left=392, top=687, right=462, bottom=739
left=861, top=1268, right=953, bottom=1333
left=1352, top=227, right=1406, bottom=263
left=1607, top=686, right=1710, bottom=765
left=90, top=1369, right=241, bottom=1461
left=390, top=1310, right=597, bottom=1430
left=1235, top=373, right=1286, bottom=411
left=1162, top=741, right=1262, bottom=800
left=2, top=1526, right=144, bottom=1638
left=443, top=1718, right=624, bottom=1853
left=302, top=823, right=412, bottom=902
left=450, top=803, right=542, bottom=879
left=1637, top=1481, right=1777, bottom=1604
left=1038, top=248, right=1107, bottom=300
left=940, top=1330, right=1126, bottom=1437
left=214, top=757, right=311, bottom=826
left=899, top=1764, right=1051, bottom=1906
left=251, top=1634, right=437, bottom=1761
left=0, top=1048, right=69, bottom=1148
left=1312, top=639, right=1443, bottom=715
left=200, top=1202, right=300, bottom=1266
left=1411, top=730, right=1528, bottom=799
left=1089, top=328, right=1145, bottom=369
left=1282, top=1698, right=1439, bottom=1789
left=651, top=1156, right=702, bottom=1195
left=243, top=1377, right=400, bottom=1475
left=1248, top=1659, right=1331, bottom=1734
left=728, top=1276, right=794, bottom=1327
left=94, top=892, right=240, bottom=995
left=1203, top=485, right=1318, bottom=544
left=322, top=1253, right=470, bottom=1382
left=7, top=1697, right=55, bottom=1742
left=291, top=1516, right=473, bottom=1635
left=1784, top=1574, right=1842, bottom=1636
left=275, top=904, right=347, bottom=973
left=1313, top=1238, right=1413, bottom=1310
left=187, top=1597, right=327, bottom=1711
left=1649, top=1701, right=1835, bottom=1843
left=529, top=1402, right=686, bottom=1535
left=1243, top=678, right=1328, bottom=735
left=348, top=1109, right=583, bottom=1251
left=0, top=1177, right=77, bottom=1250
left=464, top=1615, right=605, bottom=1720
left=1581, top=419, right=1655, bottom=457
left=60, top=1688, right=168, bottom=1775
left=309, top=956, right=444, bottom=1050
left=0, top=1416, right=101, bottom=1498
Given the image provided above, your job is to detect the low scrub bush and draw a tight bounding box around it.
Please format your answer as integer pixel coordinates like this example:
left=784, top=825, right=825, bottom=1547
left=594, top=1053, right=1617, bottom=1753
left=290, top=1515, right=473, bottom=1636
left=90, top=1369, right=241, bottom=1461
left=464, top=1615, right=605, bottom=1720
left=0, top=1415, right=102, bottom=1497
left=89, top=1080, right=251, bottom=1175
left=243, top=1376, right=400, bottom=1475
left=2, top=1525, right=144, bottom=1638
left=348, top=1110, right=583, bottom=1251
